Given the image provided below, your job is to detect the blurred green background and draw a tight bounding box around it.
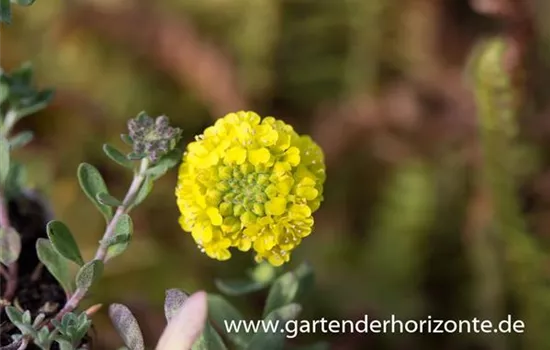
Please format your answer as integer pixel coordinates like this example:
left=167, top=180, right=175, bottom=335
left=3, top=0, right=550, bottom=349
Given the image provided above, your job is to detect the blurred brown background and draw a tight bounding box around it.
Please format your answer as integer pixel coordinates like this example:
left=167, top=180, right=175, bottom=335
left=3, top=0, right=550, bottom=349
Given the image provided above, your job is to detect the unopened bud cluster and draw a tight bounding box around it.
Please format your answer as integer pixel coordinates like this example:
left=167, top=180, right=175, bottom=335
left=126, top=113, right=181, bottom=163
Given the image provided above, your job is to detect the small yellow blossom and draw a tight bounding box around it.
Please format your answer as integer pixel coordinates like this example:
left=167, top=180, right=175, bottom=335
left=175, top=111, right=325, bottom=266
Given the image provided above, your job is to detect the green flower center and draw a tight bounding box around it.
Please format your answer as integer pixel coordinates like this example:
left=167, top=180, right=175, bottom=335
left=216, top=166, right=270, bottom=216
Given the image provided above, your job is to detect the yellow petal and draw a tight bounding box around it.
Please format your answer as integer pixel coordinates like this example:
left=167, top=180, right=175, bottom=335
left=265, top=197, right=287, bottom=216
left=225, top=147, right=247, bottom=164
left=296, top=186, right=318, bottom=200
left=206, top=207, right=223, bottom=226
left=248, top=148, right=271, bottom=166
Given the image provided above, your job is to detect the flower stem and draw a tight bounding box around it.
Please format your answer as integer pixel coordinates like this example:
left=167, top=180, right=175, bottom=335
left=51, top=158, right=150, bottom=321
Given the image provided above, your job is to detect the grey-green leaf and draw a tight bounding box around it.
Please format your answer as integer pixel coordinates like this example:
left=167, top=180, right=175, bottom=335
left=96, top=192, right=122, bottom=207
left=15, top=89, right=54, bottom=119
left=215, top=278, right=268, bottom=296
left=164, top=289, right=188, bottom=322
left=0, top=135, right=10, bottom=185
left=36, top=238, right=74, bottom=293
left=247, top=304, right=302, bottom=350
left=76, top=260, right=103, bottom=290
left=13, top=0, right=36, bottom=6
left=144, top=149, right=181, bottom=180
left=263, top=271, right=300, bottom=317
left=0, top=227, right=21, bottom=265
left=103, top=144, right=133, bottom=169
left=208, top=294, right=252, bottom=348
left=192, top=322, right=227, bottom=350
left=8, top=131, right=33, bottom=149
left=108, top=304, right=145, bottom=350
left=77, top=163, right=112, bottom=221
left=105, top=214, right=133, bottom=261
left=5, top=306, right=23, bottom=324
left=47, top=220, right=84, bottom=266
left=132, top=177, right=153, bottom=208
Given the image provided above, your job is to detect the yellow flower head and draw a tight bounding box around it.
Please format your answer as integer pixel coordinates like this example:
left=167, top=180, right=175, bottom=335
left=175, top=111, right=325, bottom=266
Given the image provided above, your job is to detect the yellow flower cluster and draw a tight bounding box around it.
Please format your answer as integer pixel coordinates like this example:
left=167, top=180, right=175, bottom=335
left=175, top=111, right=325, bottom=266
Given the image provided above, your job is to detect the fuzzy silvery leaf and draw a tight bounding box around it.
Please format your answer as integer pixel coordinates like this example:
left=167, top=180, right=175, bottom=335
left=47, top=220, right=84, bottom=266
left=214, top=278, right=268, bottom=297
left=8, top=131, right=33, bottom=149
left=56, top=339, right=74, bottom=350
left=12, top=0, right=36, bottom=6
left=164, top=289, right=188, bottom=322
left=32, top=314, right=46, bottom=328
left=14, top=89, right=54, bottom=120
left=156, top=291, right=211, bottom=350
left=247, top=304, right=302, bottom=350
left=105, top=214, right=132, bottom=261
left=5, top=306, right=23, bottom=324
left=293, top=262, right=315, bottom=300
left=77, top=163, right=113, bottom=221
left=262, top=263, right=312, bottom=318
left=36, top=238, right=74, bottom=293
left=132, top=177, right=153, bottom=208
left=207, top=294, right=251, bottom=348
left=127, top=152, right=146, bottom=161
left=76, top=259, right=103, bottom=290
left=22, top=310, right=31, bottom=324
left=109, top=304, right=145, bottom=350
left=103, top=144, right=133, bottom=169
left=0, top=0, right=11, bottom=24
left=0, top=135, right=10, bottom=186
left=145, top=149, right=181, bottom=180
left=0, top=226, right=21, bottom=265
left=96, top=192, right=122, bottom=207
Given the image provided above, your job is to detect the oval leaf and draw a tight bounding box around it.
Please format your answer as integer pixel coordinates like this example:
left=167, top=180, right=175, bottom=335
left=105, top=214, right=133, bottom=261
left=109, top=304, right=145, bottom=350
left=208, top=294, right=251, bottom=348
left=103, top=144, right=133, bottom=169
left=145, top=150, right=181, bottom=180
left=13, top=0, right=36, bottom=6
left=36, top=238, right=74, bottom=293
left=247, top=304, right=302, bottom=350
left=0, top=227, right=21, bottom=265
left=263, top=271, right=300, bottom=317
left=46, top=220, right=84, bottom=266
left=215, top=278, right=268, bottom=296
left=132, top=177, right=153, bottom=208
left=76, top=260, right=103, bottom=290
left=96, top=192, right=122, bottom=207
left=164, top=289, right=188, bottom=322
left=77, top=163, right=112, bottom=221
left=8, top=131, right=33, bottom=149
